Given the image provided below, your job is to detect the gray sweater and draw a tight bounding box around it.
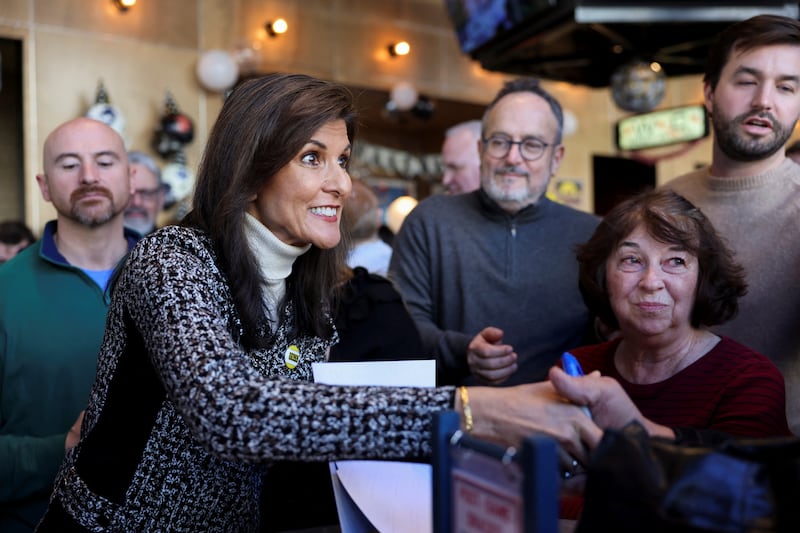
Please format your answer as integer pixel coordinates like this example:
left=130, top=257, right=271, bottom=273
left=665, top=158, right=800, bottom=435
left=389, top=189, right=600, bottom=386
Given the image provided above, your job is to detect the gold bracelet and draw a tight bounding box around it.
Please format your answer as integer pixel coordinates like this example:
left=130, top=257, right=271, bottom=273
left=460, top=386, right=473, bottom=433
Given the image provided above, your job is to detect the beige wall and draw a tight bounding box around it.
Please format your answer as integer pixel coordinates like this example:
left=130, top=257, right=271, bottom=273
left=2, top=0, right=718, bottom=233
left=1, top=0, right=229, bottom=232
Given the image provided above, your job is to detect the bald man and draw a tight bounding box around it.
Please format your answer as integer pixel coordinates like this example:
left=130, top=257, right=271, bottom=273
left=0, top=118, right=140, bottom=532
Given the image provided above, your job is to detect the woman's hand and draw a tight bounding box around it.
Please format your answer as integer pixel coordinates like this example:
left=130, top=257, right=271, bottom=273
left=548, top=366, right=675, bottom=440
left=463, top=381, right=604, bottom=466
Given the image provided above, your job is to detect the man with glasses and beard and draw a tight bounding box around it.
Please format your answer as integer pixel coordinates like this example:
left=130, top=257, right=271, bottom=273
left=123, top=151, right=166, bottom=236
left=389, top=78, right=599, bottom=387
left=665, top=15, right=800, bottom=435
left=0, top=117, right=139, bottom=532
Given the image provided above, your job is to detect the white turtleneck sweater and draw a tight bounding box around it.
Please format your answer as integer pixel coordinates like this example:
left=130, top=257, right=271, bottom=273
left=243, top=213, right=311, bottom=328
left=664, top=158, right=800, bottom=434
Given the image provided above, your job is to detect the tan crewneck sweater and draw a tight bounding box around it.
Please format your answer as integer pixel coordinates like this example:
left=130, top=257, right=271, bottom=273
left=665, top=158, right=800, bottom=434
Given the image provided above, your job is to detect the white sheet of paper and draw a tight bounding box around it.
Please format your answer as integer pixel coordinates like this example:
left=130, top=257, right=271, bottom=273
left=328, top=462, right=374, bottom=533
left=312, top=359, right=435, bottom=387
left=312, top=360, right=436, bottom=533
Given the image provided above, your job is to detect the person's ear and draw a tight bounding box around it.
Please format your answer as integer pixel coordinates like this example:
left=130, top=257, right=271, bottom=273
left=550, top=144, right=566, bottom=176
left=703, top=81, right=714, bottom=118
left=35, top=173, right=52, bottom=202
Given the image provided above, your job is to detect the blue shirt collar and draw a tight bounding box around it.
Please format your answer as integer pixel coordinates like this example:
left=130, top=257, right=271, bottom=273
left=40, top=220, right=140, bottom=266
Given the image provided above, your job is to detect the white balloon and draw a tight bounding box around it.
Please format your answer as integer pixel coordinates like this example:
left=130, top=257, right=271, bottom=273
left=563, top=108, right=579, bottom=137
left=390, top=81, right=418, bottom=111
left=196, top=50, right=239, bottom=93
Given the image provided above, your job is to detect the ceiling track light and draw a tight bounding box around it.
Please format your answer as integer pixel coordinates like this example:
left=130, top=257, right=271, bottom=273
left=265, top=18, right=288, bottom=37
left=388, top=41, right=410, bottom=57
left=112, top=0, right=136, bottom=12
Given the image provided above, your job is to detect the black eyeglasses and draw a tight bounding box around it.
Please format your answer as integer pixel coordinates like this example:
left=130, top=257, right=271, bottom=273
left=482, top=135, right=551, bottom=161
left=132, top=186, right=166, bottom=202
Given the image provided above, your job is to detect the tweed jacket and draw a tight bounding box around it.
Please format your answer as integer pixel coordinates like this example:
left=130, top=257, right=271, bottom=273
left=43, top=225, right=453, bottom=532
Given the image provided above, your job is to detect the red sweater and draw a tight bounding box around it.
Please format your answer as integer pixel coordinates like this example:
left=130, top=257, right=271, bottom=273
left=570, top=336, right=791, bottom=437
left=561, top=336, right=791, bottom=521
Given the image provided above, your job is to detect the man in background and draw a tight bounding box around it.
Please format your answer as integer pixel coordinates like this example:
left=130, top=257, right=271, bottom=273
left=123, top=150, right=166, bottom=236
left=441, top=119, right=482, bottom=194
left=664, top=14, right=800, bottom=434
left=0, top=117, right=139, bottom=531
left=344, top=178, right=393, bottom=276
left=390, top=78, right=599, bottom=386
left=0, top=221, right=35, bottom=264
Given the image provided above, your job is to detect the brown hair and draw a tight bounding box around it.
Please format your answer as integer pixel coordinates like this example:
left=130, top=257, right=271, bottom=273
left=183, top=73, right=358, bottom=349
left=705, top=14, right=800, bottom=90
left=0, top=220, right=35, bottom=245
left=577, top=190, right=747, bottom=330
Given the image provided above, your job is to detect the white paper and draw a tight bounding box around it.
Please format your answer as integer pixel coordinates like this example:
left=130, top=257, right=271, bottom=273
left=312, top=360, right=436, bottom=533
left=334, top=460, right=433, bottom=533
left=328, top=462, right=375, bottom=533
left=311, top=359, right=435, bottom=388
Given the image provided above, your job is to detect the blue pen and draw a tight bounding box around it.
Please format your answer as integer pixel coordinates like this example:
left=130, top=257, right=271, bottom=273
left=561, top=352, right=593, bottom=419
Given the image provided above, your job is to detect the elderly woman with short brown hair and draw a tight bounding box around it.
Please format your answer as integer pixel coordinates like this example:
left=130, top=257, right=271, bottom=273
left=551, top=189, right=791, bottom=443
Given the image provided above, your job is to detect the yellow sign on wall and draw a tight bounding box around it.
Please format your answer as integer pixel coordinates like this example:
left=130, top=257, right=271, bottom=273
left=616, top=104, right=708, bottom=151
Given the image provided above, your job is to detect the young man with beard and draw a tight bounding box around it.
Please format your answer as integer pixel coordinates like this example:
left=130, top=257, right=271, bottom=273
left=664, top=14, right=800, bottom=435
left=0, top=118, right=139, bottom=532
left=390, top=78, right=600, bottom=386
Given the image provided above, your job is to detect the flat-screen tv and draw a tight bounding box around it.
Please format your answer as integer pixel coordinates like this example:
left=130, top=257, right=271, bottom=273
left=574, top=0, right=798, bottom=23
left=443, top=0, right=799, bottom=87
left=446, top=1, right=799, bottom=54
left=444, top=0, right=563, bottom=54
